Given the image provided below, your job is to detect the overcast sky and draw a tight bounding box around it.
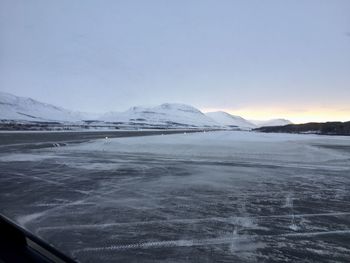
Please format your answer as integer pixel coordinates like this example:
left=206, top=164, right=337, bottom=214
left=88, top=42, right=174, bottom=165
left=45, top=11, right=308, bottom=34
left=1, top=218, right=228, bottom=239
left=1, top=0, right=349, bottom=122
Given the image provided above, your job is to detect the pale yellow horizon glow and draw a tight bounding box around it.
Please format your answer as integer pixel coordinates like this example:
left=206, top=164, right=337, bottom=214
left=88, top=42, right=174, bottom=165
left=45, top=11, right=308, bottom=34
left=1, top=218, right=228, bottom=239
left=201, top=107, right=350, bottom=124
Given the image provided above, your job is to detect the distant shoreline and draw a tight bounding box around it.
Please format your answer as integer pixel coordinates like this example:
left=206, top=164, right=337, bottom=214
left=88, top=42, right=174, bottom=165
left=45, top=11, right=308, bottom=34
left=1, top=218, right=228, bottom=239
left=255, top=121, right=350, bottom=136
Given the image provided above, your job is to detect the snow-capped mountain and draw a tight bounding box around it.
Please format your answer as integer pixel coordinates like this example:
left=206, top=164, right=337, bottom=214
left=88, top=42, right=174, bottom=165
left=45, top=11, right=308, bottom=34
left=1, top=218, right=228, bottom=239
left=101, top=103, right=219, bottom=127
left=0, top=91, right=292, bottom=129
left=205, top=111, right=257, bottom=130
left=0, top=91, right=91, bottom=122
left=251, top=119, right=292, bottom=127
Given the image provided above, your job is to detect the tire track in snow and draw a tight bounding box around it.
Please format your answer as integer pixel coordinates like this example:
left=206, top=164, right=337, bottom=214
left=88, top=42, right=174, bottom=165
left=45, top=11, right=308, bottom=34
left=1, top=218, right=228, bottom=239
left=73, top=236, right=245, bottom=255
left=72, top=229, right=350, bottom=255
left=37, top=212, right=350, bottom=233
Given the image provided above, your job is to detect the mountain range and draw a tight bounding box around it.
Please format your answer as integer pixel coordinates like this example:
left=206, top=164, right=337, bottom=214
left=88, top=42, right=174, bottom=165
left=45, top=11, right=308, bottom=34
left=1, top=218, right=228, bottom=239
left=0, top=91, right=292, bottom=129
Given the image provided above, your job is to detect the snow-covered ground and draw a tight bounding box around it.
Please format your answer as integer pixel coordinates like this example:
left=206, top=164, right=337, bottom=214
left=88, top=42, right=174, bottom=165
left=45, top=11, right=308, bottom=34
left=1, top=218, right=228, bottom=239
left=1, top=131, right=350, bottom=262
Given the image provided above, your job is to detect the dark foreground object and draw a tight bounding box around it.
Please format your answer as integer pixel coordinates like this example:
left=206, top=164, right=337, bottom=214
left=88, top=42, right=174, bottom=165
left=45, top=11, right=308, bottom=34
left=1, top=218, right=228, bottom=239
left=255, top=121, right=350, bottom=135
left=0, top=215, right=75, bottom=263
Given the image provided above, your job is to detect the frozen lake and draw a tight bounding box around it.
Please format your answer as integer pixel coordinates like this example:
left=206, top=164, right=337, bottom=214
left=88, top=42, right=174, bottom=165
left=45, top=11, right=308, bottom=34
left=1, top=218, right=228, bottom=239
left=1, top=131, right=350, bottom=262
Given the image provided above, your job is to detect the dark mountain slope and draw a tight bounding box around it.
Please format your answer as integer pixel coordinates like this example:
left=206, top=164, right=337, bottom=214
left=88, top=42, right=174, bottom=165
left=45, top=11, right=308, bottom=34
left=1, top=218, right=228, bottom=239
left=255, top=121, right=350, bottom=136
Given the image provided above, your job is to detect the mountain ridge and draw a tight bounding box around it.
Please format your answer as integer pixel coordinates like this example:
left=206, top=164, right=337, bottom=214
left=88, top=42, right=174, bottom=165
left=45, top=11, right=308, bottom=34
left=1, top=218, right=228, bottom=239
left=0, top=91, right=89, bottom=122
left=205, top=111, right=256, bottom=130
left=100, top=103, right=218, bottom=127
left=0, top=92, right=292, bottom=129
left=250, top=118, right=292, bottom=127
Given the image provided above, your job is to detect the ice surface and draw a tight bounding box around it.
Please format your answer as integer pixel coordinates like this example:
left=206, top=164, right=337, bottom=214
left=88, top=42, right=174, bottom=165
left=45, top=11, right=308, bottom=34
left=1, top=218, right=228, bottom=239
left=1, top=131, right=350, bottom=262
left=66, top=131, right=350, bottom=166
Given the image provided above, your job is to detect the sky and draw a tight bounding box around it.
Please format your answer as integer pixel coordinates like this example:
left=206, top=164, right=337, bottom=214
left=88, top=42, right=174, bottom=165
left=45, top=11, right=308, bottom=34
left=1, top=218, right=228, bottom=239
left=0, top=0, right=349, bottom=123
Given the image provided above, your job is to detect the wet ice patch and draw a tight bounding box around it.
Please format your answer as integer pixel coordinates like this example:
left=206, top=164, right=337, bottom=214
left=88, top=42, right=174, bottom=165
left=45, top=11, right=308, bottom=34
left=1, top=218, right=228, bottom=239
left=63, top=161, right=125, bottom=171
left=0, top=153, right=57, bottom=162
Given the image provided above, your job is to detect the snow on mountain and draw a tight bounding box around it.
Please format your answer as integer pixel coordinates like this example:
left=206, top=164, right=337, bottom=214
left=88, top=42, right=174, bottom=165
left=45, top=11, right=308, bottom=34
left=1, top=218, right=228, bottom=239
left=251, top=119, right=292, bottom=127
left=0, top=91, right=292, bottom=129
left=101, top=103, right=219, bottom=127
left=0, top=91, right=91, bottom=122
left=205, top=111, right=257, bottom=130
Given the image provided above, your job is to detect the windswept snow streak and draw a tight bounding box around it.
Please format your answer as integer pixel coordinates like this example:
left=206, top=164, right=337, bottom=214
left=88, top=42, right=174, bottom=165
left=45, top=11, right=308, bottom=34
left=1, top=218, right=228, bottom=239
left=73, top=235, right=250, bottom=254
left=73, top=229, right=350, bottom=255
